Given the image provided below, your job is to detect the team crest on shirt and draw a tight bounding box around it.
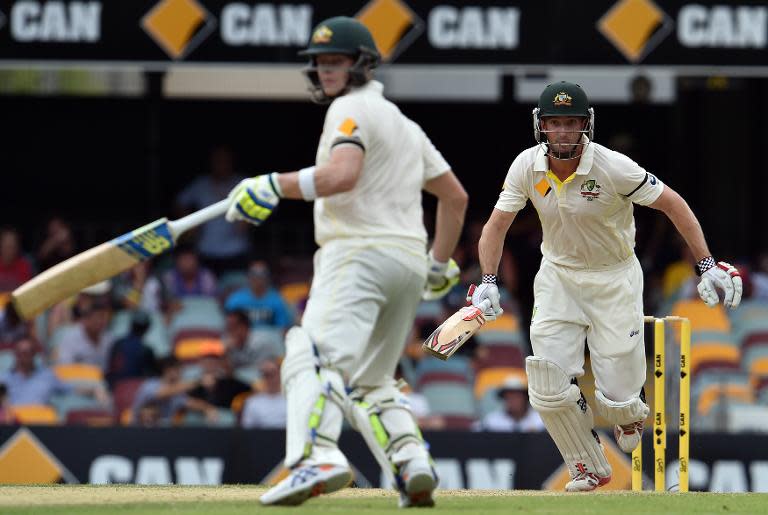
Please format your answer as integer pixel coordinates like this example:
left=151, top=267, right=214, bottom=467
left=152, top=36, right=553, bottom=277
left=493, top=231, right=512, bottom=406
left=553, top=92, right=572, bottom=106
left=579, top=179, right=601, bottom=201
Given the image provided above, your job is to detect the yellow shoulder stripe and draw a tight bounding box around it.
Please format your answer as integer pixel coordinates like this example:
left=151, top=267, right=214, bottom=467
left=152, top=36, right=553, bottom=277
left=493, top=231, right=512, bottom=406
left=338, top=118, right=357, bottom=136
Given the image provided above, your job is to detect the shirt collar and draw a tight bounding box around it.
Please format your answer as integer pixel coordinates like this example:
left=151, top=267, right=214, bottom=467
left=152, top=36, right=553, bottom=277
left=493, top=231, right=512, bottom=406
left=533, top=137, right=594, bottom=175
left=351, top=80, right=384, bottom=96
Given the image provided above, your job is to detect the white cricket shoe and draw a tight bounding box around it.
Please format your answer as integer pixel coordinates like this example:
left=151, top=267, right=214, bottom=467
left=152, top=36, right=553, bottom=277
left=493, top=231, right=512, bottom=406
left=259, top=463, right=352, bottom=506
left=398, top=457, right=437, bottom=508
left=565, top=471, right=611, bottom=492
left=614, top=420, right=644, bottom=453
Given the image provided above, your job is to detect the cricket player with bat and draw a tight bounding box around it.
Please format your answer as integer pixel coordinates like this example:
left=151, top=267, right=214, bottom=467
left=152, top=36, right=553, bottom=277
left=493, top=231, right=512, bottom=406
left=225, top=17, right=467, bottom=507
left=468, top=81, right=742, bottom=491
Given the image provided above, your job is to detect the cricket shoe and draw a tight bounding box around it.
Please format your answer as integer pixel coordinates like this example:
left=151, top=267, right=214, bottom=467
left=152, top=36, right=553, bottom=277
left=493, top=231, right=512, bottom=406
left=614, top=420, right=644, bottom=453
left=565, top=471, right=611, bottom=492
left=398, top=457, right=438, bottom=508
left=259, top=463, right=352, bottom=506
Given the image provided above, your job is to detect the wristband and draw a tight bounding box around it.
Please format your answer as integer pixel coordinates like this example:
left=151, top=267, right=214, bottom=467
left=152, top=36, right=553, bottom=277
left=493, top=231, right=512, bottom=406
left=298, top=166, right=317, bottom=201
left=268, top=172, right=283, bottom=197
left=695, top=256, right=716, bottom=276
left=482, top=274, right=497, bottom=284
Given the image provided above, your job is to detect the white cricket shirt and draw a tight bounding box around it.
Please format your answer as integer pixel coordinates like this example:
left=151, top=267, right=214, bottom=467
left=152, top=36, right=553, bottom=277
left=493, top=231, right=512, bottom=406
left=313, top=81, right=449, bottom=252
left=495, top=140, right=663, bottom=269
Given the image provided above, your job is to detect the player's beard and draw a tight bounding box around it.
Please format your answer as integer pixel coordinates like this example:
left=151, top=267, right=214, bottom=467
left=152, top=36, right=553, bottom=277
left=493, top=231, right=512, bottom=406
left=548, top=141, right=580, bottom=160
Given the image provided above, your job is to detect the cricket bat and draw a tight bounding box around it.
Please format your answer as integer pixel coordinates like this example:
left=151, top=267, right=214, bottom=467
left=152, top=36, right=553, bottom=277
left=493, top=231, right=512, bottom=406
left=422, top=299, right=490, bottom=360
left=11, top=199, right=230, bottom=320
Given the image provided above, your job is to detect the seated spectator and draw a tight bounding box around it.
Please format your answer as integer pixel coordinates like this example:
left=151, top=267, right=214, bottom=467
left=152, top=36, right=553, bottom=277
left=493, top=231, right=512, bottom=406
left=473, top=376, right=545, bottom=432
left=113, top=262, right=165, bottom=313
left=241, top=359, right=286, bottom=429
left=225, top=262, right=292, bottom=330
left=0, top=383, right=16, bottom=424
left=1, top=336, right=108, bottom=406
left=0, top=227, right=33, bottom=292
left=162, top=245, right=217, bottom=299
left=131, top=357, right=215, bottom=425
left=175, top=144, right=251, bottom=275
left=223, top=310, right=284, bottom=369
left=54, top=296, right=113, bottom=370
left=188, top=353, right=251, bottom=409
left=106, top=310, right=158, bottom=387
left=0, top=302, right=29, bottom=347
left=37, top=217, right=76, bottom=271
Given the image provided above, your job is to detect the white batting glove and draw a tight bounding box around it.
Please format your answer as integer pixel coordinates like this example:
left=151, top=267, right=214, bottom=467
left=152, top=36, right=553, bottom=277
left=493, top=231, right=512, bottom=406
left=696, top=258, right=743, bottom=309
left=468, top=278, right=503, bottom=321
left=225, top=174, right=282, bottom=226
left=423, top=252, right=460, bottom=300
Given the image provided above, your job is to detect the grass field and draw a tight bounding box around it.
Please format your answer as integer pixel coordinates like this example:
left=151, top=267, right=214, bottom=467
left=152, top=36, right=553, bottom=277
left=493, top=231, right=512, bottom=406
left=0, top=486, right=765, bottom=515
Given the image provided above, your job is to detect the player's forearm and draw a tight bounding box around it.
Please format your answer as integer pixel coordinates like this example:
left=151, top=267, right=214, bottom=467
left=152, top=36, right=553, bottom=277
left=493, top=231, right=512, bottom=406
left=275, top=146, right=364, bottom=200
left=651, top=187, right=710, bottom=261
left=431, top=194, right=468, bottom=262
left=479, top=209, right=517, bottom=275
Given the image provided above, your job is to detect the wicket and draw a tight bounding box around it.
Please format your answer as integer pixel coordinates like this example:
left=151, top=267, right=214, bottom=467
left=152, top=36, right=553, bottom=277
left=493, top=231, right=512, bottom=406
left=632, top=315, right=691, bottom=492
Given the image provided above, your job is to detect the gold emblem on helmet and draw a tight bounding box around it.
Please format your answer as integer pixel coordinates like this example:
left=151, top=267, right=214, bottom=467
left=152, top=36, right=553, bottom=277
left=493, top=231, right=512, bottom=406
left=312, top=26, right=333, bottom=44
left=553, top=92, right=573, bottom=106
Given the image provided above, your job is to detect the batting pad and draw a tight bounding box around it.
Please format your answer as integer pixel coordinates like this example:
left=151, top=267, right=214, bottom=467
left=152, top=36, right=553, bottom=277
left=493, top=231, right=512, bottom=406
left=346, top=382, right=430, bottom=488
left=281, top=327, right=347, bottom=468
left=526, top=356, right=611, bottom=479
left=594, top=389, right=649, bottom=426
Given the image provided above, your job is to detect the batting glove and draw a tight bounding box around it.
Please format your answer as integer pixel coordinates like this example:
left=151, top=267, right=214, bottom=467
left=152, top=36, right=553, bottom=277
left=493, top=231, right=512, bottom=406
left=225, top=174, right=281, bottom=226
left=468, top=278, right=503, bottom=321
left=696, top=258, right=743, bottom=309
left=423, top=252, right=460, bottom=300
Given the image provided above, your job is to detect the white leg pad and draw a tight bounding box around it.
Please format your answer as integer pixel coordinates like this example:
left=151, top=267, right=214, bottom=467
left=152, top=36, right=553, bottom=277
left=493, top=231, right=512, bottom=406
left=526, top=356, right=611, bottom=479
left=346, top=381, right=430, bottom=489
left=594, top=389, right=649, bottom=426
left=282, top=326, right=347, bottom=468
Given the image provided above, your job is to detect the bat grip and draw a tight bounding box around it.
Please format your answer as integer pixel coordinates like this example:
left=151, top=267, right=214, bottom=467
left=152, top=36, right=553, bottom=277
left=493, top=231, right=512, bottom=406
left=168, top=198, right=229, bottom=238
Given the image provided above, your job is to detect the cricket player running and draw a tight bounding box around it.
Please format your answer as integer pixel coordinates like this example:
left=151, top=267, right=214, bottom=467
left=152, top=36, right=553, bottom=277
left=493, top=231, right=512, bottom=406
left=470, top=81, right=742, bottom=492
left=224, top=17, right=468, bottom=507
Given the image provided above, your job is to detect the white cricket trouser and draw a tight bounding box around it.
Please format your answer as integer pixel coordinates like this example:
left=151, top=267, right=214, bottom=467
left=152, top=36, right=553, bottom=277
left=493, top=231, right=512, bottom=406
left=301, top=237, right=427, bottom=387
left=529, top=255, right=646, bottom=401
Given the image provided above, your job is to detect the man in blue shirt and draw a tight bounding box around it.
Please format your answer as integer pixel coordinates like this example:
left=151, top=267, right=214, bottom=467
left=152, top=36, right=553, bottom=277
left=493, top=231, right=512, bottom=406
left=224, top=261, right=292, bottom=330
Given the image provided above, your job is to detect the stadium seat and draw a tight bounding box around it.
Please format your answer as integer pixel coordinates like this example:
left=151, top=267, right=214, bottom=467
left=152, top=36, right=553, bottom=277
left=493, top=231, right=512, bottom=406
left=441, top=415, right=476, bottom=430
left=729, top=299, right=768, bottom=326
left=695, top=382, right=754, bottom=416
left=51, top=393, right=109, bottom=420
left=233, top=366, right=261, bottom=387
left=178, top=408, right=237, bottom=427
left=65, top=408, right=114, bottom=426
left=420, top=382, right=476, bottom=418
left=414, top=300, right=444, bottom=326
left=474, top=345, right=525, bottom=371
left=478, top=313, right=520, bottom=333
left=474, top=367, right=527, bottom=399
left=417, top=372, right=469, bottom=390
left=0, top=350, right=15, bottom=373
left=689, top=343, right=741, bottom=375
left=218, top=271, right=249, bottom=297
left=54, top=363, right=104, bottom=384
left=279, top=281, right=310, bottom=307
left=173, top=329, right=224, bottom=361
left=475, top=330, right=526, bottom=348
left=670, top=299, right=730, bottom=332
left=413, top=355, right=472, bottom=385
left=168, top=296, right=225, bottom=339
left=479, top=388, right=503, bottom=418
left=10, top=404, right=59, bottom=425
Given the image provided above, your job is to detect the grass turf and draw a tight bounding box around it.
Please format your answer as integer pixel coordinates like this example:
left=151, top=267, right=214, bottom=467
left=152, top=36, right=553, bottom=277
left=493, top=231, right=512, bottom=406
left=0, top=486, right=764, bottom=515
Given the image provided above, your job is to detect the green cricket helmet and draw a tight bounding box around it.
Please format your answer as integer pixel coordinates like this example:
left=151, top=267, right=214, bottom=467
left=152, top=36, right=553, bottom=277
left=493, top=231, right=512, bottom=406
left=532, top=81, right=595, bottom=160
left=300, top=16, right=381, bottom=103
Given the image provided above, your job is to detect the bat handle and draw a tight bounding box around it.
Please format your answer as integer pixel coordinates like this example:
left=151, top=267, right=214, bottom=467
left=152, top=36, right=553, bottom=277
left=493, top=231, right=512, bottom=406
left=168, top=199, right=230, bottom=238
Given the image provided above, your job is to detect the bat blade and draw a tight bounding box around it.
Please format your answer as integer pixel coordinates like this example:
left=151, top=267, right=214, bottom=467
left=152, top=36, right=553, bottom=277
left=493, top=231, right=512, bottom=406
left=11, top=218, right=174, bottom=320
left=422, top=305, right=487, bottom=360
